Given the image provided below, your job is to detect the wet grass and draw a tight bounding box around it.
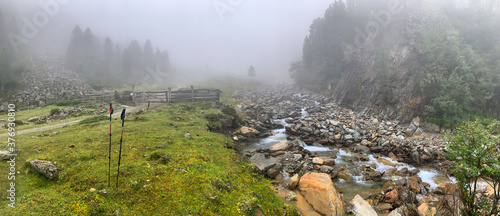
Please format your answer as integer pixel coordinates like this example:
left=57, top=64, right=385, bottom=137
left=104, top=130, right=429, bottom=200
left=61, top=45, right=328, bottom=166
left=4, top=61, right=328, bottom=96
left=0, top=105, right=97, bottom=132
left=0, top=102, right=297, bottom=215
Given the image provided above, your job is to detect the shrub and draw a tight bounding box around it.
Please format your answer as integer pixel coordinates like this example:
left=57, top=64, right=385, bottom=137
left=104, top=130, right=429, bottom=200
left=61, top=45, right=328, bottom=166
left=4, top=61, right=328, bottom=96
left=221, top=106, right=237, bottom=117
left=50, top=108, right=61, bottom=116
left=48, top=100, right=81, bottom=106
left=221, top=106, right=243, bottom=127
left=443, top=121, right=500, bottom=215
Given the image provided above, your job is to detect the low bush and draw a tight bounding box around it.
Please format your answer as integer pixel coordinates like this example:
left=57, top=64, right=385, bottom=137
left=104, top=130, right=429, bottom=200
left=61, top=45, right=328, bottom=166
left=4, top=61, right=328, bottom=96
left=48, top=100, right=81, bottom=106
left=50, top=108, right=61, bottom=116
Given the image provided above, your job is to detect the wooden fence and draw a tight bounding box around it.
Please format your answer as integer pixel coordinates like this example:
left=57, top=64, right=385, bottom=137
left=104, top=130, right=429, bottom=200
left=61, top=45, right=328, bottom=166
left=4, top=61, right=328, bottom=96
left=81, top=86, right=221, bottom=103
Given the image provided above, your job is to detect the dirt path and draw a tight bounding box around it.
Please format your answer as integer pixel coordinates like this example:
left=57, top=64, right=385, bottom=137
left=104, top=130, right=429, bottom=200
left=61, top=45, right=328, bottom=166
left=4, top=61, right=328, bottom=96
left=0, top=119, right=85, bottom=138
left=0, top=103, right=163, bottom=138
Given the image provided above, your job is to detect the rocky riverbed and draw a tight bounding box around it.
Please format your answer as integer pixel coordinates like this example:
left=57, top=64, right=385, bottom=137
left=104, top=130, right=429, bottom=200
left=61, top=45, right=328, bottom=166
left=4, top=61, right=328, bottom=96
left=231, top=83, right=494, bottom=215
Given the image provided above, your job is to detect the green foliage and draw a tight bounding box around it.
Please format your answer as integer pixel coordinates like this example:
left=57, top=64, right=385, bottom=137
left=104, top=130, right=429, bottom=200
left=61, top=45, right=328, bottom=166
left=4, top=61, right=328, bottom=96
left=48, top=100, right=81, bottom=106
left=50, top=108, right=61, bottom=116
left=444, top=121, right=500, bottom=215
left=221, top=106, right=237, bottom=118
left=79, top=115, right=109, bottom=125
left=409, top=11, right=494, bottom=128
left=292, top=0, right=500, bottom=128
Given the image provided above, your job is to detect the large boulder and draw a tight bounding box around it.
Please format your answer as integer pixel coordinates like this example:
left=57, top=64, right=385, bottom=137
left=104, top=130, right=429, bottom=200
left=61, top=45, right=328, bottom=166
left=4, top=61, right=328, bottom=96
left=0, top=119, right=6, bottom=130
left=321, top=157, right=336, bottom=166
left=298, top=172, right=344, bottom=216
left=406, top=179, right=421, bottom=194
left=289, top=174, right=299, bottom=189
left=249, top=154, right=279, bottom=173
left=337, top=169, right=353, bottom=182
left=26, top=160, right=60, bottom=179
left=238, top=126, right=259, bottom=137
left=269, top=142, right=291, bottom=152
left=413, top=127, right=424, bottom=137
left=348, top=194, right=377, bottom=216
left=388, top=206, right=419, bottom=216
left=377, top=158, right=396, bottom=166
left=418, top=203, right=437, bottom=216
left=405, top=124, right=417, bottom=136
left=436, top=183, right=456, bottom=195
left=0, top=149, right=19, bottom=160
left=27, top=117, right=40, bottom=123
left=267, top=166, right=281, bottom=179
left=385, top=188, right=399, bottom=203
left=312, top=157, right=324, bottom=165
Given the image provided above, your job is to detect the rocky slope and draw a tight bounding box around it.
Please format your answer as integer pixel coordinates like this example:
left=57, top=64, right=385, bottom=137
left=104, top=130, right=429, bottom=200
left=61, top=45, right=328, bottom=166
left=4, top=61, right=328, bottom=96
left=293, top=1, right=500, bottom=123
left=8, top=52, right=92, bottom=108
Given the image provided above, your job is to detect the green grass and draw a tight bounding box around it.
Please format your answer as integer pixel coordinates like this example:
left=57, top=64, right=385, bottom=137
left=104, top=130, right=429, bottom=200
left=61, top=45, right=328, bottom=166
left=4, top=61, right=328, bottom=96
left=0, top=103, right=297, bottom=215
left=79, top=116, right=109, bottom=125
left=0, top=105, right=96, bottom=132
left=0, top=105, right=63, bottom=122
left=48, top=100, right=82, bottom=107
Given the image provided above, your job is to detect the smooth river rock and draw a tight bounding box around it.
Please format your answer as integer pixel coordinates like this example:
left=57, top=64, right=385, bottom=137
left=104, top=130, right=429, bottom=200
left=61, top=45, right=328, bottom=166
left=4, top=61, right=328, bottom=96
left=348, top=194, right=378, bottom=216
left=298, top=172, right=344, bottom=216
left=269, top=142, right=290, bottom=151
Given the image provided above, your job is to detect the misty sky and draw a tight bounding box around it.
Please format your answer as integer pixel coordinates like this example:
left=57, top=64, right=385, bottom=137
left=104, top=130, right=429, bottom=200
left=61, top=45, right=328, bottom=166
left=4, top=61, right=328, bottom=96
left=4, top=1, right=333, bottom=78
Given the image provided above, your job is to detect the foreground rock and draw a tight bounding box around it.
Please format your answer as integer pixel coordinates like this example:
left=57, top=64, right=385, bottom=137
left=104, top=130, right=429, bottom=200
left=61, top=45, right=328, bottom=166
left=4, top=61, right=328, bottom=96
left=0, top=149, right=19, bottom=160
left=436, top=183, right=456, bottom=195
left=269, top=142, right=291, bottom=151
left=26, top=160, right=60, bottom=179
left=348, top=194, right=377, bottom=216
left=298, top=172, right=344, bottom=216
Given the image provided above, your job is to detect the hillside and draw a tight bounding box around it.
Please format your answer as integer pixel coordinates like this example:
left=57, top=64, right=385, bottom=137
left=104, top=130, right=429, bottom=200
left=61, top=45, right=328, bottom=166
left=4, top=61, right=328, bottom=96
left=15, top=52, right=93, bottom=108
left=290, top=0, right=500, bottom=129
left=0, top=101, right=297, bottom=215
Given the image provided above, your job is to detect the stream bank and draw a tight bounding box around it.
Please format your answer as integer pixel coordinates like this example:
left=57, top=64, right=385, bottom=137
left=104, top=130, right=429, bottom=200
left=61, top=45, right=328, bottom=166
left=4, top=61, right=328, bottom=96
left=231, top=83, right=494, bottom=215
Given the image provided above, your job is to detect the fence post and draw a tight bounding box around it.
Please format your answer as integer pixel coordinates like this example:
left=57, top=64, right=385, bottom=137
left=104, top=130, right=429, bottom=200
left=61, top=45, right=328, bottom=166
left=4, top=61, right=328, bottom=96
left=167, top=87, right=171, bottom=103
left=191, top=85, right=194, bottom=102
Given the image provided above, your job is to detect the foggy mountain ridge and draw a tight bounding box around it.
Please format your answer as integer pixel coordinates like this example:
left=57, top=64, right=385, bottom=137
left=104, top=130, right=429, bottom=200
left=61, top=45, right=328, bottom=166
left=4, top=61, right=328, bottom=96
left=1, top=0, right=499, bottom=129
left=0, top=0, right=333, bottom=79
left=291, top=0, right=500, bottom=128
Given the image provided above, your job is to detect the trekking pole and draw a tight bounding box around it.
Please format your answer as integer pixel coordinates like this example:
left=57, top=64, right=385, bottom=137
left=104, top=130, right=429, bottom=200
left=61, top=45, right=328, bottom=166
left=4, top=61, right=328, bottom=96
left=116, top=109, right=126, bottom=188
left=108, top=103, right=114, bottom=187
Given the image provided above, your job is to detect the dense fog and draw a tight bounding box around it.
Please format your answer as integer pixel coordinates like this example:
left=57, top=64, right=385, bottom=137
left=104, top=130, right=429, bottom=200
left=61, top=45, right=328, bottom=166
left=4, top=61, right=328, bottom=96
left=0, top=0, right=332, bottom=79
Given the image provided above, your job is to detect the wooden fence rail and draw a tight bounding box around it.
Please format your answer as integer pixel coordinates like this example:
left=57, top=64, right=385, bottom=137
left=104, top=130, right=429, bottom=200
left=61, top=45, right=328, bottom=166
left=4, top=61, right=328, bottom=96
left=81, top=86, right=220, bottom=103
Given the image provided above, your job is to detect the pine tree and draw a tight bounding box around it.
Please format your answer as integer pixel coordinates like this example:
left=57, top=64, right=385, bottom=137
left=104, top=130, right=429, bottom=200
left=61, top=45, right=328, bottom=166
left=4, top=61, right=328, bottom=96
left=248, top=65, right=256, bottom=78
left=143, top=39, right=154, bottom=67
left=0, top=48, right=14, bottom=93
left=66, top=25, right=83, bottom=69
left=127, top=40, right=143, bottom=70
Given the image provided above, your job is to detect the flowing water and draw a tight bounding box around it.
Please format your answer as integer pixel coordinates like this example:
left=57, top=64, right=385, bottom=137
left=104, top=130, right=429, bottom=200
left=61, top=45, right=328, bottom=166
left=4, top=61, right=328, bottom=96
left=242, top=110, right=458, bottom=202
